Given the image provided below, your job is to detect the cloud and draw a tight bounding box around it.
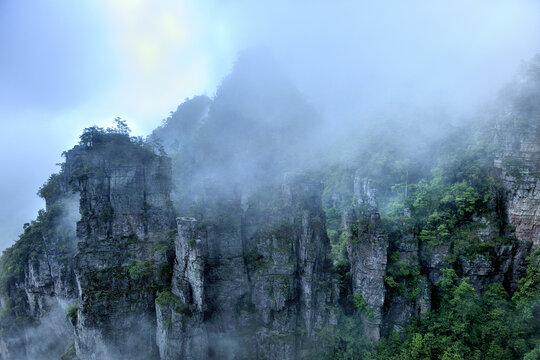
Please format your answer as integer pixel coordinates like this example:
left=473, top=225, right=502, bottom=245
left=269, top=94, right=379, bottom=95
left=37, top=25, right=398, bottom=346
left=214, top=0, right=540, bottom=118
left=1, top=0, right=540, bottom=252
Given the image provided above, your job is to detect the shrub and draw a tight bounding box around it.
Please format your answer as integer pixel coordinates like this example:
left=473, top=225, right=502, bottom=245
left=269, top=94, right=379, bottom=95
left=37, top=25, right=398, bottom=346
left=353, top=293, right=373, bottom=319
left=127, top=261, right=153, bottom=281
left=155, top=291, right=192, bottom=316
left=66, top=305, right=78, bottom=321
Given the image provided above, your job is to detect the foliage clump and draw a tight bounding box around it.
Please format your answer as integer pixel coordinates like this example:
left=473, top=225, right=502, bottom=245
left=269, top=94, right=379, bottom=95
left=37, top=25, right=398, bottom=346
left=318, top=110, right=539, bottom=359
left=60, top=340, right=76, bottom=360
left=353, top=293, right=373, bottom=319
left=127, top=260, right=154, bottom=281
left=309, top=313, right=374, bottom=360
left=66, top=305, right=78, bottom=321
left=376, top=259, right=540, bottom=359
left=156, top=290, right=192, bottom=316
left=0, top=198, right=74, bottom=294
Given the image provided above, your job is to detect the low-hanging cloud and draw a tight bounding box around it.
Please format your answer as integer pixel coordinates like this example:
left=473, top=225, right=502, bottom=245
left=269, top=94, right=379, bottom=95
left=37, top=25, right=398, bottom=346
left=2, top=0, right=540, bottom=251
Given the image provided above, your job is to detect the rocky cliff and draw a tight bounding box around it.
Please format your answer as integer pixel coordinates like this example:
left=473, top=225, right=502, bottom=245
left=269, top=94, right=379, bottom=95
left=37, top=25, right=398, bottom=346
left=495, top=121, right=540, bottom=250
left=64, top=140, right=176, bottom=360
left=1, top=118, right=538, bottom=360
left=1, top=55, right=540, bottom=360
left=0, top=132, right=340, bottom=360
left=344, top=176, right=388, bottom=342
left=0, top=178, right=78, bottom=360
left=156, top=175, right=337, bottom=359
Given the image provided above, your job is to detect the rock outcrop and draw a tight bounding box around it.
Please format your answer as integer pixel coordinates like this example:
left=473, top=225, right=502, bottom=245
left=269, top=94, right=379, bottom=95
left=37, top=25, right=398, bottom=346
left=494, top=58, right=540, bottom=251
left=383, top=227, right=430, bottom=336
left=156, top=175, right=337, bottom=359
left=0, top=188, right=78, bottom=360
left=2, top=55, right=540, bottom=360
left=495, top=115, right=540, bottom=250
left=65, top=142, right=175, bottom=360
left=344, top=176, right=388, bottom=342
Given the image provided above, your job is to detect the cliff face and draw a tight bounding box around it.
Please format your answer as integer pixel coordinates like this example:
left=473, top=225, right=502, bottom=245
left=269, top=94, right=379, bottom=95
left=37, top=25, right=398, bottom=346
left=485, top=62, right=540, bottom=299
left=494, top=57, right=540, bottom=251
left=0, top=187, right=78, bottom=360
left=2, top=56, right=540, bottom=360
left=0, top=129, right=338, bottom=360
left=344, top=176, right=388, bottom=342
left=64, top=143, right=175, bottom=360
left=156, top=175, right=337, bottom=360
left=495, top=114, right=540, bottom=251
left=0, top=125, right=539, bottom=359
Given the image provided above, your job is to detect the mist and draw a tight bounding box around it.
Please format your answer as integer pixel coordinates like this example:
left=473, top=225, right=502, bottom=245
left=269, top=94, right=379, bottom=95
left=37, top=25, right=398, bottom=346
left=1, top=0, right=540, bottom=249
left=2, top=1, right=540, bottom=359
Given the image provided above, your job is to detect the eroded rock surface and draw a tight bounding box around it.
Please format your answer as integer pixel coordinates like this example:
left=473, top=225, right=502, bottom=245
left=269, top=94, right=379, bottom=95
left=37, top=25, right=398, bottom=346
left=345, top=176, right=388, bottom=342
left=65, top=143, right=175, bottom=360
left=156, top=175, right=337, bottom=360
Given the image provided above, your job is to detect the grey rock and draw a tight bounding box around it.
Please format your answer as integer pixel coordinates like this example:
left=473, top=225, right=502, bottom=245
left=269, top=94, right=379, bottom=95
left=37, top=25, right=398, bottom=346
left=66, top=144, right=175, bottom=360
left=345, top=176, right=388, bottom=342
left=156, top=174, right=337, bottom=359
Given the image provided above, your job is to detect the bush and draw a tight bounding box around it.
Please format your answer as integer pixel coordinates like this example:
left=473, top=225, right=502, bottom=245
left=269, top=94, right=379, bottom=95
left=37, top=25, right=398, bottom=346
left=155, top=291, right=192, bottom=316
left=61, top=340, right=76, bottom=360
left=66, top=305, right=77, bottom=321
left=127, top=261, right=153, bottom=281
left=309, top=314, right=374, bottom=360
left=353, top=293, right=373, bottom=319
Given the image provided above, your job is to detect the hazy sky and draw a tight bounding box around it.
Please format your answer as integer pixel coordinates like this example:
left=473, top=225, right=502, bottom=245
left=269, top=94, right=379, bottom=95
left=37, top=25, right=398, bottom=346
left=1, top=0, right=540, bottom=250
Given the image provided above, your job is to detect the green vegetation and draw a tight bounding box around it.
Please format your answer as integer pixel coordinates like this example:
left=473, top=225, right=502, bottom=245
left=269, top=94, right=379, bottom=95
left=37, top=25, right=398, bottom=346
left=513, top=248, right=540, bottom=315
left=244, top=248, right=266, bottom=271
left=0, top=197, right=75, bottom=294
left=377, top=265, right=540, bottom=360
left=155, top=290, right=192, bottom=316
left=127, top=260, right=154, bottom=281
left=317, top=111, right=539, bottom=359
left=153, top=229, right=177, bottom=284
left=353, top=293, right=374, bottom=319
left=0, top=298, right=33, bottom=336
left=0, top=217, right=45, bottom=293
left=384, top=251, right=423, bottom=301
left=158, top=261, right=174, bottom=284
left=153, top=230, right=176, bottom=254
left=66, top=305, right=78, bottom=321
left=310, top=313, right=374, bottom=360
left=61, top=340, right=76, bottom=360
left=37, top=173, right=63, bottom=207
left=407, top=158, right=503, bottom=256
left=78, top=118, right=137, bottom=149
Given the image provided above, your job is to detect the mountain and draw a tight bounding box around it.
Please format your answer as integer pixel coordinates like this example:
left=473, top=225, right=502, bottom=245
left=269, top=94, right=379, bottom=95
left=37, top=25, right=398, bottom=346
left=1, top=53, right=540, bottom=360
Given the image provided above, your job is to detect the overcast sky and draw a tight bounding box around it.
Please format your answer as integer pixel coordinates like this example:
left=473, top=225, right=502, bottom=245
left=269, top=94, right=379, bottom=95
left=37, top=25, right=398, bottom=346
left=1, top=0, right=540, bottom=251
